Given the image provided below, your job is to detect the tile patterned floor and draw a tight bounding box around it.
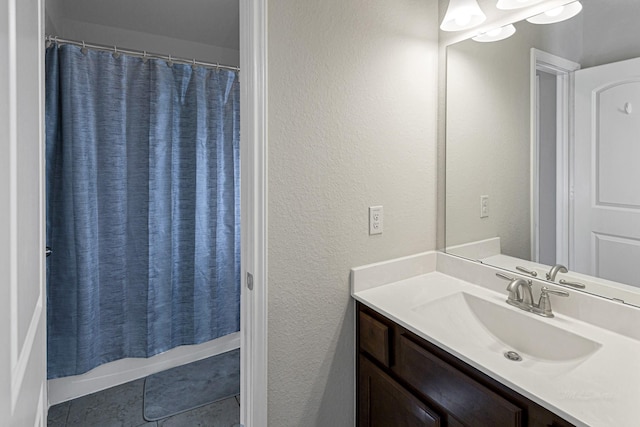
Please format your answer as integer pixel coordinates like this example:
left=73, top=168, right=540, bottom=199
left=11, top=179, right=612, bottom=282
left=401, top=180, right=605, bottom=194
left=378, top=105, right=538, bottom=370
left=47, top=377, right=240, bottom=427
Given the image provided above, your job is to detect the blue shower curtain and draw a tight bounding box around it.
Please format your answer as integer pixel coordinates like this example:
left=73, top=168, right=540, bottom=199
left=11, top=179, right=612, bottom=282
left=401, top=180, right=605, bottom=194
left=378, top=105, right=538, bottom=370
left=45, top=44, right=240, bottom=379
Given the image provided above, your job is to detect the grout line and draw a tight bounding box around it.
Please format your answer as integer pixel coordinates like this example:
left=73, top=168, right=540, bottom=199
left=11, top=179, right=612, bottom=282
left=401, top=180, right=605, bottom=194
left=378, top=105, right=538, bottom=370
left=64, top=401, right=71, bottom=426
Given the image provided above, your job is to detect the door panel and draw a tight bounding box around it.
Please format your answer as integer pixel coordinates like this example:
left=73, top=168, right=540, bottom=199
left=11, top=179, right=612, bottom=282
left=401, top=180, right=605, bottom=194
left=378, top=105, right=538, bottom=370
left=574, top=57, right=640, bottom=288
left=0, top=0, right=47, bottom=425
left=594, top=233, right=640, bottom=285
left=596, top=83, right=640, bottom=207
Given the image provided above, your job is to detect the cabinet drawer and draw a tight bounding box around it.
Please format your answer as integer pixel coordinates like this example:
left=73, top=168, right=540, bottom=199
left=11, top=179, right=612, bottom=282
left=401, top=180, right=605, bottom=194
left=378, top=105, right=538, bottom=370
left=395, top=334, right=522, bottom=427
left=359, top=311, right=390, bottom=367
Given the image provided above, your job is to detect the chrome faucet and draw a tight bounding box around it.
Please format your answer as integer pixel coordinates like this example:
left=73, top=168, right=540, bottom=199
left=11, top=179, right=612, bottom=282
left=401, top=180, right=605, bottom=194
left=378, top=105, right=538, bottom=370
left=546, top=264, right=568, bottom=281
left=505, top=277, right=534, bottom=309
left=496, top=273, right=569, bottom=317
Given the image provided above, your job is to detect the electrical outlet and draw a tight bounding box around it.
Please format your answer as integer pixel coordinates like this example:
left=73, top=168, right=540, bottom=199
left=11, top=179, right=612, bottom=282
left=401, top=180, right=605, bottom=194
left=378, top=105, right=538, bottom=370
left=369, top=206, right=383, bottom=235
left=480, top=195, right=489, bottom=218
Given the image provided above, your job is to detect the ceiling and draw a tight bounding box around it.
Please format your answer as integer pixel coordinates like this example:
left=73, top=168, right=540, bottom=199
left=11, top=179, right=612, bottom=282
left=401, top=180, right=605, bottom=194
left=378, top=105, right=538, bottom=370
left=56, top=0, right=239, bottom=50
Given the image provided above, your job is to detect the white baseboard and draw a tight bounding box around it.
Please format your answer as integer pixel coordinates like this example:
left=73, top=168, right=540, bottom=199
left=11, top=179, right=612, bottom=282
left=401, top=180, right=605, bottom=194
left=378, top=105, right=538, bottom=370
left=47, top=332, right=241, bottom=407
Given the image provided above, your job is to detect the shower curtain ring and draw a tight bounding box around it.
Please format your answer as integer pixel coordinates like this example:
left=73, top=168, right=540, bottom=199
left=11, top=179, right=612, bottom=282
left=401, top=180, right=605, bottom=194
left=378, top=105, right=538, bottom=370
left=142, top=51, right=148, bottom=63
left=168, top=54, right=173, bottom=67
left=113, top=46, right=120, bottom=59
left=81, top=41, right=88, bottom=55
left=192, top=59, right=197, bottom=70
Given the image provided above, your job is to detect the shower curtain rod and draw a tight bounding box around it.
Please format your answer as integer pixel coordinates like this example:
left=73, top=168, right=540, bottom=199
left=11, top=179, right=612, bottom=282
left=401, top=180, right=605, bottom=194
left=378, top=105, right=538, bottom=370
left=45, top=35, right=240, bottom=72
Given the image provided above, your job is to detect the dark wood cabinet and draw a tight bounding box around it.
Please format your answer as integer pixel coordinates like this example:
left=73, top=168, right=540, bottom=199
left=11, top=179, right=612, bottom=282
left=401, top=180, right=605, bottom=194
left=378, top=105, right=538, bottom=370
left=359, top=355, right=440, bottom=427
left=356, top=302, right=575, bottom=427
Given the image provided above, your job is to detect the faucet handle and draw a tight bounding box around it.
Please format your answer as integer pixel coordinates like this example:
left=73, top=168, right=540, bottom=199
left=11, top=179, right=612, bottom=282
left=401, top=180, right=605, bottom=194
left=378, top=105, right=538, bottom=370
left=541, top=287, right=569, bottom=297
left=516, top=266, right=537, bottom=277
left=559, top=279, right=586, bottom=289
left=537, top=286, right=569, bottom=318
left=495, top=272, right=515, bottom=281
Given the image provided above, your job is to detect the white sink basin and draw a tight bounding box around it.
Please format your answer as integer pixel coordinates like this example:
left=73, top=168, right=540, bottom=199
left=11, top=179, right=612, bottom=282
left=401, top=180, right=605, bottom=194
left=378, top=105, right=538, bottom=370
left=411, top=292, right=601, bottom=368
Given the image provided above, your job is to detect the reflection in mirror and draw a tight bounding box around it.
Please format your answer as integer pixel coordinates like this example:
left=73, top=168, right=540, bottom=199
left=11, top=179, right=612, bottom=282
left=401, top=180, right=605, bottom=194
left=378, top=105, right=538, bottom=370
left=445, top=0, right=640, bottom=307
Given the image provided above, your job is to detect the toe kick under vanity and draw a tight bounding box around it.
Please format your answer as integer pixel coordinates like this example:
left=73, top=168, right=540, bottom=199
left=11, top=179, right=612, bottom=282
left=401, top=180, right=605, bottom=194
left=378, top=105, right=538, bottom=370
left=351, top=252, right=640, bottom=427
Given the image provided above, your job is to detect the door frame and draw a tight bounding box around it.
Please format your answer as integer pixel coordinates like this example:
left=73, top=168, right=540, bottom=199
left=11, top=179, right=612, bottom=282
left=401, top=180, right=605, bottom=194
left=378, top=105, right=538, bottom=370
left=239, top=0, right=268, bottom=426
left=4, top=0, right=268, bottom=422
left=2, top=0, right=48, bottom=424
left=530, top=48, right=580, bottom=265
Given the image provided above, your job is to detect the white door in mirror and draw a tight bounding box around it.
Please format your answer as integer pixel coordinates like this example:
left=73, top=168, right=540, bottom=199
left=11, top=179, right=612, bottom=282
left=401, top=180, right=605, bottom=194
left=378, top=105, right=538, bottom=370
left=574, top=57, right=640, bottom=287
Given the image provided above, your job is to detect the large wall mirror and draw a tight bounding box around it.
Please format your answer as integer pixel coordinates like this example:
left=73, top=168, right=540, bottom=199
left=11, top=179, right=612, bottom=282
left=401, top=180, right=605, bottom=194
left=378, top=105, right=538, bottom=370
left=445, top=0, right=640, bottom=307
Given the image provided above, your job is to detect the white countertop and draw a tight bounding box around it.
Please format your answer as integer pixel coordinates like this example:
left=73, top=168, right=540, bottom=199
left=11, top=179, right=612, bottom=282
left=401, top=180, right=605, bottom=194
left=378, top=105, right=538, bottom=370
left=352, top=252, right=640, bottom=427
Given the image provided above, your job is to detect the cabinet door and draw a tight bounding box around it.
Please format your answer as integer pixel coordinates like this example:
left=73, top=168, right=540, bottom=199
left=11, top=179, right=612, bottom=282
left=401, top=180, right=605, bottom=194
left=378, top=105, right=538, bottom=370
left=359, top=355, right=440, bottom=427
left=394, top=334, right=522, bottom=427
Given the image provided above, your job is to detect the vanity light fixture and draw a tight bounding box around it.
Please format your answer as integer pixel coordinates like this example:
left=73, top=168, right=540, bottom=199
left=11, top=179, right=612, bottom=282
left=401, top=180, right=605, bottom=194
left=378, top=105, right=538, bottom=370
left=526, top=1, right=583, bottom=24
left=496, top=0, right=544, bottom=10
left=440, top=0, right=487, bottom=32
left=472, top=24, right=517, bottom=42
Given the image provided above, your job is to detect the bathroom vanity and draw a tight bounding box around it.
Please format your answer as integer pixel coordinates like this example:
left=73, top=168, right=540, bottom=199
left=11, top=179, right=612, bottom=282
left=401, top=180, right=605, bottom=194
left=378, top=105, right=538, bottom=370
left=352, top=252, right=640, bottom=427
left=357, top=303, right=572, bottom=427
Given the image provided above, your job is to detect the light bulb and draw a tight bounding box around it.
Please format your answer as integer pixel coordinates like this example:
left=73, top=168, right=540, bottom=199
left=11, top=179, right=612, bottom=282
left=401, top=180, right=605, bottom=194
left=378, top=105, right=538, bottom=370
left=472, top=24, right=516, bottom=42
left=545, top=6, right=564, bottom=17
left=527, top=1, right=582, bottom=25
left=455, top=14, right=472, bottom=27
left=441, top=0, right=486, bottom=31
left=496, top=0, right=544, bottom=10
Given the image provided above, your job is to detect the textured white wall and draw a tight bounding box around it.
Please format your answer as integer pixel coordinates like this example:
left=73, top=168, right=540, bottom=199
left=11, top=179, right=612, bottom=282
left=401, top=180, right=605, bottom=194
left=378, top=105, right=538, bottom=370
left=45, top=0, right=61, bottom=35
left=445, top=25, right=541, bottom=260
left=45, top=3, right=239, bottom=66
left=580, top=0, right=640, bottom=68
left=267, top=0, right=439, bottom=425
left=49, top=19, right=239, bottom=66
